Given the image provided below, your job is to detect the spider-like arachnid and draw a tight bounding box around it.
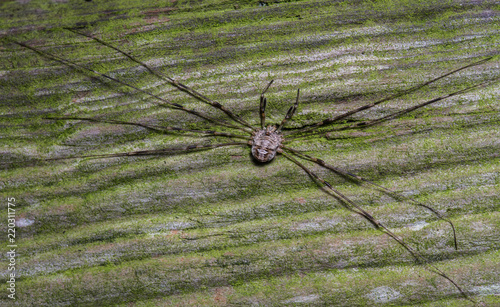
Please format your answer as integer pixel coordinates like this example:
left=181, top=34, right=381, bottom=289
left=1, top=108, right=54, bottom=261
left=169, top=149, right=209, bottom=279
left=6, top=28, right=499, bottom=304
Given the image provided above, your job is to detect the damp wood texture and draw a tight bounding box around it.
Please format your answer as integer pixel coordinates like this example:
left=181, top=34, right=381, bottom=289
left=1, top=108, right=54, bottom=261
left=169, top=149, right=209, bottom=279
left=1, top=0, right=499, bottom=306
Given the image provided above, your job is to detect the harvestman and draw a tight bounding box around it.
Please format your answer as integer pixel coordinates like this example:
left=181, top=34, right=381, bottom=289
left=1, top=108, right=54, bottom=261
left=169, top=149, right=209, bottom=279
left=8, top=29, right=500, bottom=303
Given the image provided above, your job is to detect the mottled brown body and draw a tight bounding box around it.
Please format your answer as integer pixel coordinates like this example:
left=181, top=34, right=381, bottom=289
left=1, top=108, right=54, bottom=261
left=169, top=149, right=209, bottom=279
left=250, top=126, right=283, bottom=162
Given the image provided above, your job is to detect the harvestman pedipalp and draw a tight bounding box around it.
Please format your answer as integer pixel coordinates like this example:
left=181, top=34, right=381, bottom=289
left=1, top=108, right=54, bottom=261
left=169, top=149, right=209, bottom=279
left=8, top=29, right=500, bottom=303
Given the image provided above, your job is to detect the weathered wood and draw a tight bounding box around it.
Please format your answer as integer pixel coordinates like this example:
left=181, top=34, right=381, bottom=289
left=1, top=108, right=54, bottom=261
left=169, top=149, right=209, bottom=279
left=1, top=0, right=499, bottom=306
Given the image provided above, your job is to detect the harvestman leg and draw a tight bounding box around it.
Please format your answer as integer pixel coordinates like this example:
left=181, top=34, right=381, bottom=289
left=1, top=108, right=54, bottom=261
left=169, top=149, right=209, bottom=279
left=277, top=89, right=300, bottom=132
left=280, top=150, right=473, bottom=303
left=10, top=40, right=252, bottom=134
left=326, top=75, right=500, bottom=132
left=260, top=80, right=273, bottom=128
left=45, top=116, right=250, bottom=139
left=285, top=64, right=500, bottom=141
left=285, top=57, right=493, bottom=137
left=282, top=145, right=458, bottom=249
left=66, top=28, right=255, bottom=130
left=5, top=142, right=249, bottom=167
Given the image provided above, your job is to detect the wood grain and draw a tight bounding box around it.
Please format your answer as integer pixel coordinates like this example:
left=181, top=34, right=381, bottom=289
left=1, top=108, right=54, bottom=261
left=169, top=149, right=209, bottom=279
left=1, top=0, right=499, bottom=305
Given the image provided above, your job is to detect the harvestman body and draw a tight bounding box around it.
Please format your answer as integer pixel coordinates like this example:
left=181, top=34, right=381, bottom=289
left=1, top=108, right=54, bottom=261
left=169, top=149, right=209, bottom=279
left=8, top=29, right=500, bottom=304
left=250, top=126, right=284, bottom=162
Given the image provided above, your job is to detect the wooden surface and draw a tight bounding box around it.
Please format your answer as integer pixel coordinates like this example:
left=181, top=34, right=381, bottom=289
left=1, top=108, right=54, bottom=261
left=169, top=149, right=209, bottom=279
left=1, top=0, right=499, bottom=306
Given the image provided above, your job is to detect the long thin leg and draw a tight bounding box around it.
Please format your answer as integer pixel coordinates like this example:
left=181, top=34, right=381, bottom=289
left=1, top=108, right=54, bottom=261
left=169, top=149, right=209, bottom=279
left=282, top=145, right=458, bottom=249
left=286, top=72, right=500, bottom=141
left=10, top=40, right=252, bottom=134
left=66, top=28, right=255, bottom=130
left=280, top=150, right=473, bottom=303
left=321, top=75, right=500, bottom=133
left=45, top=116, right=250, bottom=139
left=260, top=80, right=273, bottom=129
left=3, top=142, right=249, bottom=167
left=277, top=89, right=300, bottom=132
left=285, top=57, right=493, bottom=137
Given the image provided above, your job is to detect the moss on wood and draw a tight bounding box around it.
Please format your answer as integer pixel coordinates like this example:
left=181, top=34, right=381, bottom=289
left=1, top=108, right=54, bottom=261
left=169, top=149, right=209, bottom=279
left=1, top=0, right=499, bottom=305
